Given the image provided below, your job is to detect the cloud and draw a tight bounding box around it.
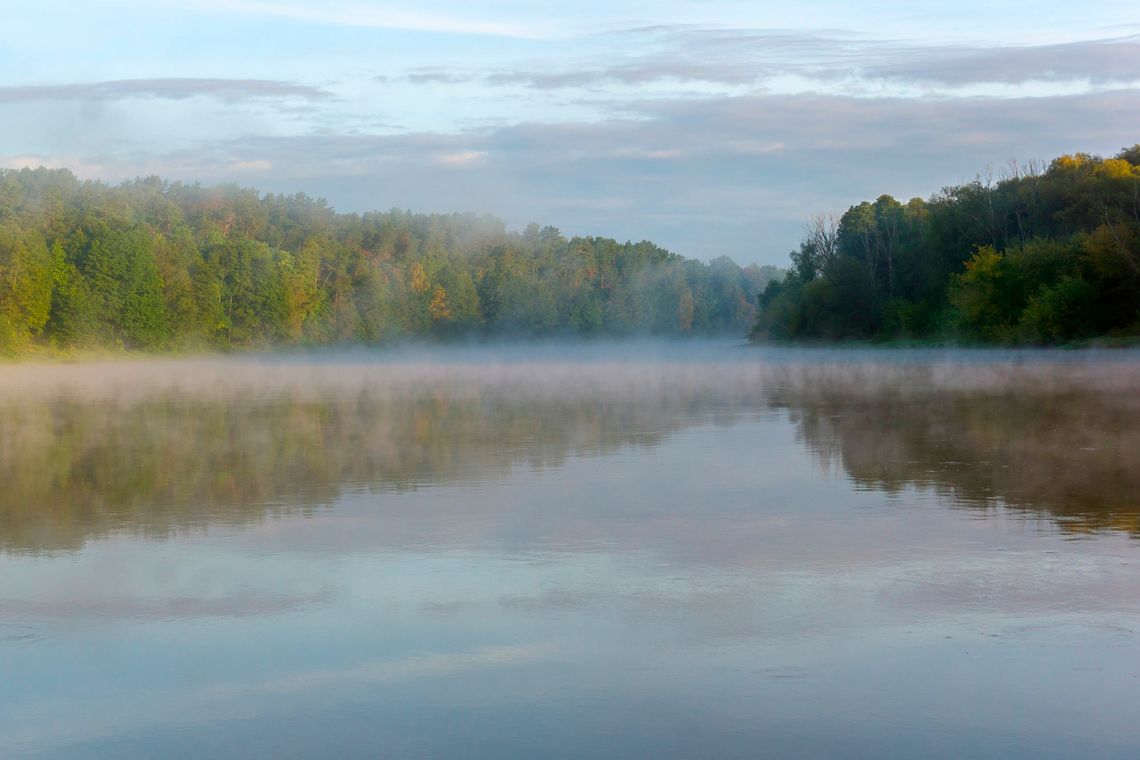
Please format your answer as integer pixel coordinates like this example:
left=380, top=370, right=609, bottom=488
left=404, top=69, right=479, bottom=85
left=0, top=78, right=334, bottom=104
left=433, top=150, right=489, bottom=168
left=1, top=154, right=113, bottom=175
left=610, top=147, right=687, bottom=160
left=231, top=159, right=274, bottom=171
left=866, top=36, right=1140, bottom=86
left=460, top=28, right=845, bottom=91
left=416, top=28, right=1140, bottom=94
left=181, top=0, right=544, bottom=38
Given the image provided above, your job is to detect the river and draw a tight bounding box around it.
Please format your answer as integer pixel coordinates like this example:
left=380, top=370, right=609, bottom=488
left=1, top=342, right=1138, bottom=758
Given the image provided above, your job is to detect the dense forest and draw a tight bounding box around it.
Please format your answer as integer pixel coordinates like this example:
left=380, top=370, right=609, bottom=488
left=752, top=146, right=1140, bottom=344
left=0, top=168, right=779, bottom=355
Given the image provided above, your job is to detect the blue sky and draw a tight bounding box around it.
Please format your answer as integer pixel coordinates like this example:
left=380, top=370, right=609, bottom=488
left=2, top=1, right=1138, bottom=265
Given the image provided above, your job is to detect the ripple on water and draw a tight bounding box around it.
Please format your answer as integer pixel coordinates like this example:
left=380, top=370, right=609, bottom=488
left=0, top=624, right=48, bottom=644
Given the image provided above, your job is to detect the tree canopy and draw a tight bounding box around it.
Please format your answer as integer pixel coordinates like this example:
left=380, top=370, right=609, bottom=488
left=752, top=146, right=1140, bottom=344
left=0, top=169, right=781, bottom=354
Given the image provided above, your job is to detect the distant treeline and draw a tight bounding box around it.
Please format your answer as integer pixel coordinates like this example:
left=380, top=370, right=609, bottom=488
left=752, top=146, right=1140, bottom=344
left=0, top=169, right=780, bottom=354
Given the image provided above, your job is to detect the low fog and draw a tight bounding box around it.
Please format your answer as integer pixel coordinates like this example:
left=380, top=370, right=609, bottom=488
left=2, top=339, right=1138, bottom=402
left=2, top=340, right=1139, bottom=552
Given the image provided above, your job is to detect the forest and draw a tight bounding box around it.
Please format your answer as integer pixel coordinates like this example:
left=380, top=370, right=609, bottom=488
left=0, top=168, right=779, bottom=355
left=752, top=146, right=1140, bottom=344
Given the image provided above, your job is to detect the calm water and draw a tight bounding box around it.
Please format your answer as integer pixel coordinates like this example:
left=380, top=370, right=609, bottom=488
left=1, top=342, right=1139, bottom=758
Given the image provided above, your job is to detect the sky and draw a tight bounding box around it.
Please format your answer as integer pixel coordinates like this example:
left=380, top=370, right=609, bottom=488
left=1, top=1, right=1138, bottom=265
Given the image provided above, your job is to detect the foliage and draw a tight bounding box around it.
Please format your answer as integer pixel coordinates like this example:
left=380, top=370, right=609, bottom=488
left=0, top=169, right=782, bottom=354
left=752, top=145, right=1140, bottom=344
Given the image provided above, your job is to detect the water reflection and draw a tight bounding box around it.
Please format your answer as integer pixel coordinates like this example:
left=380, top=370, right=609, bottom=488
left=3, top=346, right=1140, bottom=758
left=1, top=348, right=1139, bottom=552
left=765, top=358, right=1140, bottom=535
left=0, top=359, right=764, bottom=553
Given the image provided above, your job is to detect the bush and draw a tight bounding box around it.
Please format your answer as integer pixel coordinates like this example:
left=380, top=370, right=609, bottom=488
left=1020, top=276, right=1098, bottom=343
left=0, top=315, right=17, bottom=356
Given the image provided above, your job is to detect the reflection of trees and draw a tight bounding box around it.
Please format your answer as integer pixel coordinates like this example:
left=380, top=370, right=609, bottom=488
left=0, top=382, right=752, bottom=553
left=4, top=355, right=1138, bottom=552
left=769, top=362, right=1140, bottom=536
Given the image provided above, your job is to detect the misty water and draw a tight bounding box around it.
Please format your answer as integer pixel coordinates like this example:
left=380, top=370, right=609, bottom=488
left=2, top=342, right=1139, bottom=758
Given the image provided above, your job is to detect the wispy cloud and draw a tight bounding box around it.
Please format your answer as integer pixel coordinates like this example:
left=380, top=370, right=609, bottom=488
left=450, top=28, right=852, bottom=91
left=408, top=28, right=1140, bottom=95
left=0, top=78, right=333, bottom=104
left=231, top=159, right=274, bottom=171
left=865, top=35, right=1140, bottom=86
left=1, top=154, right=114, bottom=175
left=404, top=69, right=479, bottom=85
left=433, top=150, right=489, bottom=168
left=180, top=0, right=546, bottom=38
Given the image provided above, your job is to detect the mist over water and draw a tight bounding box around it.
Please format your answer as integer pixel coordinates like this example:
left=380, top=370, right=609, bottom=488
left=2, top=341, right=1139, bottom=757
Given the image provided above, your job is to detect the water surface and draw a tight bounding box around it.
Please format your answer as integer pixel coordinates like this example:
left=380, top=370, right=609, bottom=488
left=2, top=343, right=1139, bottom=758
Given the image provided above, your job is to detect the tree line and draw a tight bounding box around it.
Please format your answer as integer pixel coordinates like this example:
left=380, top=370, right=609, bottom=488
left=752, top=145, right=1140, bottom=344
left=0, top=168, right=780, bottom=354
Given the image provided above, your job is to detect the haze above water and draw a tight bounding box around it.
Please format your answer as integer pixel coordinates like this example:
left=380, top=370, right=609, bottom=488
left=2, top=342, right=1139, bottom=758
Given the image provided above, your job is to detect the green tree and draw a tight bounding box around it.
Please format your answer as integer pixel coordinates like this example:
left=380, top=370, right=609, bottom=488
left=0, top=225, right=53, bottom=343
